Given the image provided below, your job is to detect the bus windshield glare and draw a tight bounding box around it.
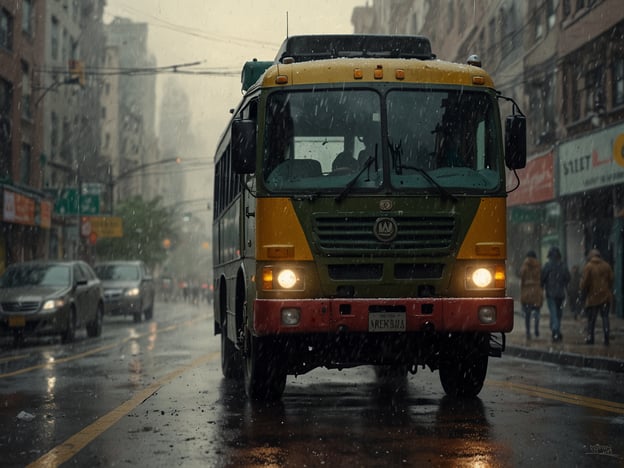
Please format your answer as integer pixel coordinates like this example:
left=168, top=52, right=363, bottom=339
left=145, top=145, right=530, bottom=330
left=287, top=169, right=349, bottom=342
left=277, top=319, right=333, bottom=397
left=262, top=88, right=502, bottom=193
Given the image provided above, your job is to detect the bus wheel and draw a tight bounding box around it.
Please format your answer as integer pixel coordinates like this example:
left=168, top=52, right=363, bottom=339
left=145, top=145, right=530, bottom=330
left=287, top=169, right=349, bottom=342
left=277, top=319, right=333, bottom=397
left=221, top=316, right=243, bottom=380
left=439, top=339, right=488, bottom=398
left=243, top=332, right=287, bottom=401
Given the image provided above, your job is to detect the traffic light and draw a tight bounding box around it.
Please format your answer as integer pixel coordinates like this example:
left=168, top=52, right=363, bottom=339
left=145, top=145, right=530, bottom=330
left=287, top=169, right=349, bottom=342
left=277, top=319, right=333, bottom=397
left=68, top=59, right=85, bottom=87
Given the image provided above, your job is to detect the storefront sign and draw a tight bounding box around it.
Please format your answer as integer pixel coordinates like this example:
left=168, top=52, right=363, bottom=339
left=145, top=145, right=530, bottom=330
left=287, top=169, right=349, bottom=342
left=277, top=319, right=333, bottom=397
left=559, top=123, right=624, bottom=196
left=82, top=216, right=123, bottom=238
left=3, top=190, right=35, bottom=226
left=507, top=151, right=554, bottom=206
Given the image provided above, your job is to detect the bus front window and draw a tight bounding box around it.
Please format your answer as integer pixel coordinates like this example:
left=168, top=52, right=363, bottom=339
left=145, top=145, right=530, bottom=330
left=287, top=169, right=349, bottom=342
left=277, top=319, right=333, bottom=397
left=263, top=89, right=383, bottom=192
left=387, top=89, right=502, bottom=192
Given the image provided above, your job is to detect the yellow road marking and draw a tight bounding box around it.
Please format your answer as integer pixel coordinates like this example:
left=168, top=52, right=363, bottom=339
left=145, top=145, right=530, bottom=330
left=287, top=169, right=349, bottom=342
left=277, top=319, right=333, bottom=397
left=27, top=352, right=218, bottom=468
left=0, top=353, right=30, bottom=364
left=0, top=317, right=203, bottom=379
left=489, top=380, right=624, bottom=414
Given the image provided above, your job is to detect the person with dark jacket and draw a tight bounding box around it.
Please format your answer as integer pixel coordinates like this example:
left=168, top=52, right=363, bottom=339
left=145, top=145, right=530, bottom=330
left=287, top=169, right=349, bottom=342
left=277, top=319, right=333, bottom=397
left=519, top=251, right=543, bottom=339
left=541, top=246, right=570, bottom=342
left=580, top=249, right=614, bottom=345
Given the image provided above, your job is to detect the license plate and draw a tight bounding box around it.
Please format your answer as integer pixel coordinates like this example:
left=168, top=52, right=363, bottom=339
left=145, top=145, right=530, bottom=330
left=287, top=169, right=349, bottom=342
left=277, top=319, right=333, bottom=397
left=368, top=312, right=406, bottom=332
left=8, top=316, right=26, bottom=328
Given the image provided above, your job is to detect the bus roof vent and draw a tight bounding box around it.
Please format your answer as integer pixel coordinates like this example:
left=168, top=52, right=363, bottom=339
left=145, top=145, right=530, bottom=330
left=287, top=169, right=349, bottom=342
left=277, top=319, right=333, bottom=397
left=274, top=34, right=435, bottom=63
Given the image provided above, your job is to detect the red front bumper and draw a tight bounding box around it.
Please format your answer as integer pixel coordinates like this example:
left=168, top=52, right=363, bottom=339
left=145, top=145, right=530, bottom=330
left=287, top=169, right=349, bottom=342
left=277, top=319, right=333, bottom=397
left=253, top=297, right=513, bottom=335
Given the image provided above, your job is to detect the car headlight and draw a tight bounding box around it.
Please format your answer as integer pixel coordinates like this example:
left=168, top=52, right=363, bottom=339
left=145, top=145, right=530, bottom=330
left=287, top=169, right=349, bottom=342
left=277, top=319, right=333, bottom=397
left=262, top=267, right=303, bottom=290
left=466, top=265, right=505, bottom=289
left=42, top=299, right=65, bottom=311
left=124, top=287, right=140, bottom=297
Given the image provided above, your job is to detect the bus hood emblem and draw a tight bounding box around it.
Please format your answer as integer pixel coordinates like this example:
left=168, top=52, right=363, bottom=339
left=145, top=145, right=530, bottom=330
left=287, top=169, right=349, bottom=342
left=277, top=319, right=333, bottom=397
left=373, top=217, right=397, bottom=242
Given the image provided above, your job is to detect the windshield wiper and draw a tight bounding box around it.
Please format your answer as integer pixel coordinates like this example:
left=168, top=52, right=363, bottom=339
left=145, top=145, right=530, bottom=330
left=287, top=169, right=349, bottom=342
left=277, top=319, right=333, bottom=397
left=396, top=164, right=458, bottom=202
left=388, top=138, right=457, bottom=202
left=335, top=153, right=377, bottom=203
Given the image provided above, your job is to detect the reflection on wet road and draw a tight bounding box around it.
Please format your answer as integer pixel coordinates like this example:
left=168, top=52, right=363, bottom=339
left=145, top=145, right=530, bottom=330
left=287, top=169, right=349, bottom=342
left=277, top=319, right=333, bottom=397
left=0, top=301, right=623, bottom=467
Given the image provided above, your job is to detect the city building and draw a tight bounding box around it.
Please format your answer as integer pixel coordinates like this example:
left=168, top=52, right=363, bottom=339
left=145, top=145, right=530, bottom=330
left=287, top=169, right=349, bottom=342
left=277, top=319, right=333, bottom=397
left=40, top=0, right=106, bottom=261
left=104, top=17, right=158, bottom=206
left=0, top=0, right=50, bottom=272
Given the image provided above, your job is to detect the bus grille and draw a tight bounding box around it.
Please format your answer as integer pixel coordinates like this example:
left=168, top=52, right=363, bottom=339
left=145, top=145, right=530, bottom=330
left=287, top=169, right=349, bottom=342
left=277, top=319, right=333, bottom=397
left=313, top=215, right=456, bottom=255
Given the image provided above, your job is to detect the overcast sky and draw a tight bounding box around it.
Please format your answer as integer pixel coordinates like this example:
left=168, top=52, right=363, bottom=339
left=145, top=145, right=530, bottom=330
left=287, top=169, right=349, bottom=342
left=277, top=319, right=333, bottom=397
left=104, top=0, right=366, bottom=147
left=103, top=1, right=366, bottom=201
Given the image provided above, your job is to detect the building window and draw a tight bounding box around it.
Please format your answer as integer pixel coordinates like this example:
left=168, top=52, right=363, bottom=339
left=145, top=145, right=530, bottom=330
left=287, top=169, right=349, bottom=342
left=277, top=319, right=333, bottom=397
left=72, top=0, right=79, bottom=22
left=571, top=69, right=580, bottom=121
left=21, top=0, right=33, bottom=36
left=614, top=56, right=624, bottom=107
left=62, top=29, right=68, bottom=64
left=21, top=61, right=32, bottom=120
left=51, top=17, right=59, bottom=60
left=20, top=143, right=31, bottom=185
left=547, top=0, right=556, bottom=30
left=563, top=0, right=571, bottom=17
left=51, top=111, right=59, bottom=158
left=534, top=9, right=543, bottom=40
left=0, top=79, right=12, bottom=179
left=585, top=66, right=605, bottom=117
left=1, top=8, right=12, bottom=50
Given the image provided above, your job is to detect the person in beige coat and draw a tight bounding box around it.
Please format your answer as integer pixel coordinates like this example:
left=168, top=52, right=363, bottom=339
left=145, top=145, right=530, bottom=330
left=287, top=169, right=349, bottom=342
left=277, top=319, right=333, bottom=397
left=580, top=249, right=614, bottom=345
left=520, top=251, right=543, bottom=339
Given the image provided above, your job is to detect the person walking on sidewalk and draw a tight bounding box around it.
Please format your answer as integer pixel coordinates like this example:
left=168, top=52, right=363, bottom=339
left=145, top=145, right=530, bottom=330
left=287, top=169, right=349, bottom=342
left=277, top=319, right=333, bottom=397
left=520, top=250, right=543, bottom=339
left=580, top=249, right=614, bottom=345
left=541, top=246, right=570, bottom=342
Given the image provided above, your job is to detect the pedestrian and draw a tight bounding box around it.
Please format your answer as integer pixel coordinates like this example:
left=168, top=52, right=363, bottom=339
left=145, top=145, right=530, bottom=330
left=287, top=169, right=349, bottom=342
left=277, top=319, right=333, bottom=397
left=580, top=249, right=614, bottom=345
left=519, top=250, right=543, bottom=339
left=567, top=264, right=583, bottom=320
left=541, top=246, right=570, bottom=342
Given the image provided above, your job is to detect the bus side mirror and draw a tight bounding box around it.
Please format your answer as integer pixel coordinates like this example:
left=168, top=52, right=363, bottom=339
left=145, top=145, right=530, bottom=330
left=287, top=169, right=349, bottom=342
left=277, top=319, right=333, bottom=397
left=505, top=114, right=526, bottom=170
left=232, top=119, right=256, bottom=174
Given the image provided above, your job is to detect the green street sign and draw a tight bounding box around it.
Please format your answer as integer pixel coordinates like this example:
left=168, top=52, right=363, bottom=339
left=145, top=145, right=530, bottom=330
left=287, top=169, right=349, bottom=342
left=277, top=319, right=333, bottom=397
left=53, top=188, right=100, bottom=216
left=79, top=194, right=100, bottom=215
left=54, top=188, right=79, bottom=215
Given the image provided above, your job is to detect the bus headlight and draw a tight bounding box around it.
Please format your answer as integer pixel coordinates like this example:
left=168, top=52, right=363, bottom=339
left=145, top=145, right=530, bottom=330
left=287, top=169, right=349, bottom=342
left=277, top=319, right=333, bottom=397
left=262, top=266, right=304, bottom=290
left=472, top=268, right=493, bottom=288
left=277, top=269, right=298, bottom=289
left=466, top=265, right=505, bottom=289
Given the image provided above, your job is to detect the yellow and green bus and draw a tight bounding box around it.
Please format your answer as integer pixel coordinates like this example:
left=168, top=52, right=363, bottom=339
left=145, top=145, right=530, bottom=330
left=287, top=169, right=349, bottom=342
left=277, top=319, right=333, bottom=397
left=213, top=35, right=526, bottom=400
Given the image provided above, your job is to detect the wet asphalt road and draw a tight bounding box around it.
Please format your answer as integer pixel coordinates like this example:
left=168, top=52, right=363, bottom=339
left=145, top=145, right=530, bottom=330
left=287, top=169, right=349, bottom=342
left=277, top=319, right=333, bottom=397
left=1, top=301, right=624, bottom=467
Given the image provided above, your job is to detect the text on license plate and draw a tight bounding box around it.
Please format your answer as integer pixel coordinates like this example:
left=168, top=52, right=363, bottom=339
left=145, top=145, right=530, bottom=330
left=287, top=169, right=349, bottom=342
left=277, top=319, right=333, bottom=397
left=368, top=312, right=406, bottom=332
left=8, top=316, right=26, bottom=328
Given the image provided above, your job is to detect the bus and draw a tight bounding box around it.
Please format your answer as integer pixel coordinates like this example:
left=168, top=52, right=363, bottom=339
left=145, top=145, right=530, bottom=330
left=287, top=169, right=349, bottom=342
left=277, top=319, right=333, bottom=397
left=212, top=35, right=526, bottom=400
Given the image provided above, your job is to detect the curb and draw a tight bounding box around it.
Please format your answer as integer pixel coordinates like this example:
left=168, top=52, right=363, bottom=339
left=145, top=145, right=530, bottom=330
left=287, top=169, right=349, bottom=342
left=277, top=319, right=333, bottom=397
left=505, top=344, right=624, bottom=373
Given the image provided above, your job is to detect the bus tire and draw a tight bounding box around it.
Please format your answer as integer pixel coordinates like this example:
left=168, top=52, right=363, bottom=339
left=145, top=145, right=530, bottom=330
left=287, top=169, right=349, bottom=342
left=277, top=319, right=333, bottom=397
left=244, top=332, right=287, bottom=401
left=439, top=336, right=488, bottom=398
left=221, top=315, right=243, bottom=379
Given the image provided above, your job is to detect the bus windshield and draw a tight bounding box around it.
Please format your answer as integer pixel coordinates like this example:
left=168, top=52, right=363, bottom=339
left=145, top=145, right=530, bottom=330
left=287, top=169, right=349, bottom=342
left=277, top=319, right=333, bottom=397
left=262, top=87, right=501, bottom=194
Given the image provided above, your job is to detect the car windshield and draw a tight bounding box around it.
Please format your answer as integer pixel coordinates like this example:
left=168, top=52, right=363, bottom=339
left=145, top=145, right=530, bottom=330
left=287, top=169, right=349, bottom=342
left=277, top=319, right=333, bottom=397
left=0, top=265, right=71, bottom=288
left=95, top=265, right=140, bottom=281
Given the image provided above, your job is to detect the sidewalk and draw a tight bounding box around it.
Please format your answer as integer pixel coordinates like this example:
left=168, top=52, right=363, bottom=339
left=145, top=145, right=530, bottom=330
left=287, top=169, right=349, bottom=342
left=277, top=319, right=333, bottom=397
left=505, top=303, right=624, bottom=373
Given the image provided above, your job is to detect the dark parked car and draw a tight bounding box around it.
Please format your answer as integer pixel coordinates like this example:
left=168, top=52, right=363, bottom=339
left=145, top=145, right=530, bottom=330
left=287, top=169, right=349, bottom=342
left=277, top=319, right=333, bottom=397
left=0, top=260, right=104, bottom=345
left=94, top=261, right=155, bottom=322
